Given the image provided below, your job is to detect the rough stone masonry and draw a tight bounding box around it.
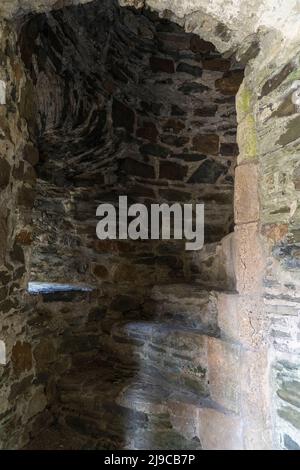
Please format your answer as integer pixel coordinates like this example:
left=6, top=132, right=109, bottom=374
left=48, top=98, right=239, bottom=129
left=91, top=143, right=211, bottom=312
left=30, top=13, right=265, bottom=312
left=0, top=0, right=299, bottom=451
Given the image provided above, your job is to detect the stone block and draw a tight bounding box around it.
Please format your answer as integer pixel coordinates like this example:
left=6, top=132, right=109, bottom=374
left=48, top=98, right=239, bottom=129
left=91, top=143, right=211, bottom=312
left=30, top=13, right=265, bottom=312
left=119, top=158, right=155, bottom=179
left=192, top=133, right=219, bottom=155
left=197, top=407, right=243, bottom=450
left=136, top=122, right=158, bottom=142
left=208, top=337, right=241, bottom=413
left=188, top=159, right=226, bottom=184
left=112, top=99, right=135, bottom=134
left=0, top=80, right=6, bottom=105
left=159, top=161, right=187, bottom=180
left=0, top=340, right=6, bottom=365
left=215, top=70, right=244, bottom=95
left=240, top=348, right=272, bottom=449
left=234, top=222, right=264, bottom=294
left=190, top=35, right=215, bottom=53
left=237, top=114, right=257, bottom=163
left=236, top=81, right=252, bottom=123
left=217, top=293, right=267, bottom=349
left=11, top=341, right=32, bottom=373
left=202, top=58, right=230, bottom=71
left=234, top=163, right=259, bottom=224
left=220, top=142, right=239, bottom=156
left=27, top=388, right=47, bottom=419
left=176, top=62, right=202, bottom=77
left=150, top=56, right=175, bottom=73
left=0, top=158, right=10, bottom=188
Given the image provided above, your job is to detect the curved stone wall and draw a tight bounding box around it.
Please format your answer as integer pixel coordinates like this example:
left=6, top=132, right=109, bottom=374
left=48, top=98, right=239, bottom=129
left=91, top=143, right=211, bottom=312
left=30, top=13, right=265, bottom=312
left=0, top=0, right=299, bottom=451
left=19, top=0, right=241, bottom=284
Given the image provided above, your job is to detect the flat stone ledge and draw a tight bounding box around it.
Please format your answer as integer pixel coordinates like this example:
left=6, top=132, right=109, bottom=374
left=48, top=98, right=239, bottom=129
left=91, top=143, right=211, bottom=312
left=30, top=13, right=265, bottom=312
left=0, top=340, right=6, bottom=365
left=28, top=282, right=94, bottom=302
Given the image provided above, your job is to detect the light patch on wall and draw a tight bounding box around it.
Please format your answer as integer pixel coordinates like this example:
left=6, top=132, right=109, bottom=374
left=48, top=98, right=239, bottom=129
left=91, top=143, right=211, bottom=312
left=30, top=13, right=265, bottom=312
left=0, top=340, right=6, bottom=365
left=28, top=282, right=93, bottom=294
left=0, top=80, right=6, bottom=105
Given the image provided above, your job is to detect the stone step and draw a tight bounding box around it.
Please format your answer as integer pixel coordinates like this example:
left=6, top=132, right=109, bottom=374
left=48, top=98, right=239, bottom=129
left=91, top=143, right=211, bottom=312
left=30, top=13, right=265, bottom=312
left=100, top=320, right=210, bottom=396
left=56, top=360, right=203, bottom=450
left=57, top=359, right=242, bottom=449
left=187, top=233, right=236, bottom=291
left=144, top=283, right=220, bottom=335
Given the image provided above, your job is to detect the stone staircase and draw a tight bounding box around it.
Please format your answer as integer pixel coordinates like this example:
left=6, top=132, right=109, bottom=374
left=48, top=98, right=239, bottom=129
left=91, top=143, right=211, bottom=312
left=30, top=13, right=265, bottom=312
left=52, top=280, right=242, bottom=449
left=27, top=235, right=244, bottom=450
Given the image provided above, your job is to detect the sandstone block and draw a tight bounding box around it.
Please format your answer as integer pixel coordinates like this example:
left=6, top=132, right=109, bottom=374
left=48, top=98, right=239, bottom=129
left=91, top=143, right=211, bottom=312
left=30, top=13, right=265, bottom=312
left=198, top=407, right=243, bottom=449
left=234, top=222, right=264, bottom=294
left=208, top=337, right=241, bottom=413
left=237, top=114, right=257, bottom=162
left=234, top=163, right=259, bottom=224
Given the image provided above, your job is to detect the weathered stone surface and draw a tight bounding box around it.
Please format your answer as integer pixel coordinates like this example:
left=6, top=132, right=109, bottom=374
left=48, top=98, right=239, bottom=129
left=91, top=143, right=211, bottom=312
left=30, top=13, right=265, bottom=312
left=188, top=159, right=226, bottom=184
left=234, top=163, right=259, bottom=224
left=260, top=62, right=295, bottom=97
left=198, top=407, right=243, bottom=450
left=234, top=223, right=264, bottom=294
left=24, top=144, right=39, bottom=166
left=1, top=0, right=291, bottom=452
left=27, top=389, right=47, bottom=419
left=194, top=105, right=217, bottom=117
left=120, top=158, right=155, bottom=178
left=162, top=119, right=185, bottom=133
left=190, top=36, right=215, bottom=53
left=136, top=122, right=158, bottom=142
left=176, top=62, right=202, bottom=77
left=0, top=158, right=10, bottom=188
left=237, top=114, right=257, bottom=162
left=0, top=340, right=6, bottom=365
left=208, top=337, right=241, bottom=413
left=192, top=134, right=219, bottom=154
left=33, top=340, right=56, bottom=370
left=179, top=82, right=209, bottom=94
left=112, top=99, right=135, bottom=134
left=140, top=143, right=170, bottom=158
left=159, top=161, right=187, bottom=180
left=216, top=70, right=244, bottom=95
left=220, top=143, right=238, bottom=156
left=161, top=134, right=189, bottom=147
left=150, top=56, right=175, bottom=73
left=11, top=342, right=33, bottom=374
left=284, top=434, right=300, bottom=450
left=202, top=58, right=230, bottom=71
left=15, top=230, right=33, bottom=245
left=92, top=264, right=109, bottom=279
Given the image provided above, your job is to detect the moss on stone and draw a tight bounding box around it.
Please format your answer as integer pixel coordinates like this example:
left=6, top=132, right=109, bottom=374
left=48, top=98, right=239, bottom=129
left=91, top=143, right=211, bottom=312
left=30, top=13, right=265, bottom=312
left=237, top=113, right=257, bottom=162
left=236, top=83, right=252, bottom=120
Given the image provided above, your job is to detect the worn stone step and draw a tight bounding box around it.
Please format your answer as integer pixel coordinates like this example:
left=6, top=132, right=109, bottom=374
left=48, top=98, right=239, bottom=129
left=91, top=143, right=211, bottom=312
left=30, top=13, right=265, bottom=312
left=144, top=283, right=220, bottom=334
left=56, top=360, right=203, bottom=450
left=117, top=379, right=243, bottom=450
left=187, top=233, right=236, bottom=291
left=100, top=320, right=210, bottom=395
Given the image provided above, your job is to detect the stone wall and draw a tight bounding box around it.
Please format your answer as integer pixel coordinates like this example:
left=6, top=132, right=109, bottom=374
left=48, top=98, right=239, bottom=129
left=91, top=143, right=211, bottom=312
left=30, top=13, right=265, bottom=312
left=18, top=0, right=241, bottom=285
left=0, top=21, right=52, bottom=449
left=0, top=0, right=299, bottom=451
left=9, top=0, right=243, bottom=450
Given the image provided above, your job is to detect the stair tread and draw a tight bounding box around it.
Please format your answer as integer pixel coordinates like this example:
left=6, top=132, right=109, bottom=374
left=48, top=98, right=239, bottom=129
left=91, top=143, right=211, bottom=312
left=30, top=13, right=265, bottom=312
left=58, top=360, right=235, bottom=418
left=111, top=319, right=219, bottom=337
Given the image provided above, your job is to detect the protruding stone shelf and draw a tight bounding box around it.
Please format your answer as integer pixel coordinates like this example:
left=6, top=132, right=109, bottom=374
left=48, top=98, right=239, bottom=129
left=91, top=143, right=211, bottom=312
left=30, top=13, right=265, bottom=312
left=28, top=282, right=94, bottom=302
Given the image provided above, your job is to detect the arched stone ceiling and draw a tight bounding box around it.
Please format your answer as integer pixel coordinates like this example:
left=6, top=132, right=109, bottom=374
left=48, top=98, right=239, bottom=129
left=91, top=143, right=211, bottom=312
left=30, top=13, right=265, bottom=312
left=2, top=0, right=300, bottom=56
